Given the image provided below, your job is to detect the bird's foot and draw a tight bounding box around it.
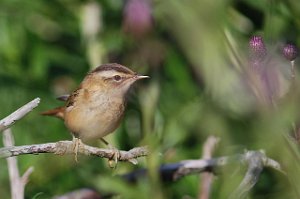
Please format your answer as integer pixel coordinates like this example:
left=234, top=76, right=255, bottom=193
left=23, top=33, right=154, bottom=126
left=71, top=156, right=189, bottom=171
left=72, top=137, right=83, bottom=163
left=108, top=146, right=120, bottom=168
left=101, top=138, right=120, bottom=168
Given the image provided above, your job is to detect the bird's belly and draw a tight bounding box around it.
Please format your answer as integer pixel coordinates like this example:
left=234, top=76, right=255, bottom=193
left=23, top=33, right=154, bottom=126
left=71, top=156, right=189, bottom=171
left=64, top=102, right=124, bottom=141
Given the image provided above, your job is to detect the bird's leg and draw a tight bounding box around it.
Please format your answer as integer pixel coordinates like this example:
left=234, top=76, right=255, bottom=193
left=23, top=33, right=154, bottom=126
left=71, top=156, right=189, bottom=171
left=72, top=136, right=83, bottom=162
left=101, top=138, right=120, bottom=168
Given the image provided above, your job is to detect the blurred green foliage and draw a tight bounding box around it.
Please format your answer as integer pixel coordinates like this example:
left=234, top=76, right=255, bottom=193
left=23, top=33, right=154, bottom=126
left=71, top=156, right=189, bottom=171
left=1, top=0, right=300, bottom=198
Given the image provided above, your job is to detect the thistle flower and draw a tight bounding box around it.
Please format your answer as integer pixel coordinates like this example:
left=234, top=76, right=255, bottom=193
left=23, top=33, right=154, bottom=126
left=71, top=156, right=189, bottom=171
left=282, top=44, right=298, bottom=80
left=249, top=36, right=267, bottom=61
left=248, top=36, right=267, bottom=72
left=123, top=0, right=153, bottom=38
left=247, top=36, right=282, bottom=105
left=282, top=44, right=298, bottom=61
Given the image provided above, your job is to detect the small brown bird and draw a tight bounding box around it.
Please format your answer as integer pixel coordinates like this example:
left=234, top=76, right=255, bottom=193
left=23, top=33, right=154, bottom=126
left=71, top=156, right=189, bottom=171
left=42, top=63, right=148, bottom=161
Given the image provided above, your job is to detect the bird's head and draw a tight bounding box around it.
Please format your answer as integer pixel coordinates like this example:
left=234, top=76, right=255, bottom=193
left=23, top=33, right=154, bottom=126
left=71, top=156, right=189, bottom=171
left=83, top=63, right=149, bottom=96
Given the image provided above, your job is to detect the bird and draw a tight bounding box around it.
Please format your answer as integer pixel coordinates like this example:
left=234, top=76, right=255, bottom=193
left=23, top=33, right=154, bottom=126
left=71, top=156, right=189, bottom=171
left=42, top=63, right=149, bottom=163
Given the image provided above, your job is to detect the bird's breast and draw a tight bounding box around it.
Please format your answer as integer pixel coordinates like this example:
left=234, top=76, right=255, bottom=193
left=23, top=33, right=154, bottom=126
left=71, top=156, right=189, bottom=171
left=64, top=93, right=125, bottom=141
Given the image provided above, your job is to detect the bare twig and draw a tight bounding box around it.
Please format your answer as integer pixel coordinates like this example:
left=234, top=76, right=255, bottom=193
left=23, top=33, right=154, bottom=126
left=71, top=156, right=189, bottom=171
left=198, top=136, right=220, bottom=199
left=0, top=98, right=40, bottom=132
left=3, top=129, right=34, bottom=199
left=174, top=151, right=282, bottom=180
left=0, top=141, right=148, bottom=164
left=122, top=150, right=283, bottom=183
left=3, top=129, right=21, bottom=199
left=21, top=167, right=34, bottom=185
left=229, top=150, right=283, bottom=199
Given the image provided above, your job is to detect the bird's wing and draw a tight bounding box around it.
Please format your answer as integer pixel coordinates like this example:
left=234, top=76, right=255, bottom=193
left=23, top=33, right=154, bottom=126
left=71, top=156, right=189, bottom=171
left=66, top=87, right=81, bottom=108
left=42, top=86, right=82, bottom=119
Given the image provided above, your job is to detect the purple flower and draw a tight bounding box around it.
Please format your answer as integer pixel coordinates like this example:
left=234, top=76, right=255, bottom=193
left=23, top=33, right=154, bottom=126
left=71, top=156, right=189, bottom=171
left=249, top=36, right=267, bottom=60
left=282, top=44, right=298, bottom=61
left=123, top=0, right=153, bottom=37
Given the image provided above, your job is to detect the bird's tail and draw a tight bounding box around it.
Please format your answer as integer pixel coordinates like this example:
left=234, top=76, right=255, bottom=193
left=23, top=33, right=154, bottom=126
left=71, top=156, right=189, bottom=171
left=41, top=106, right=65, bottom=120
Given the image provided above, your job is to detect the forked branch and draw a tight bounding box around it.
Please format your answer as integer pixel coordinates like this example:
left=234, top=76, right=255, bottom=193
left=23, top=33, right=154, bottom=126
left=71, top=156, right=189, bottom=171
left=122, top=150, right=283, bottom=183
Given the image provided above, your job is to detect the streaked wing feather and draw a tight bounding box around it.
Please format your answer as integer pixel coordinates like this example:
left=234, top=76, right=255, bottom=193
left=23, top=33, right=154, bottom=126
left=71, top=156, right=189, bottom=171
left=66, top=88, right=81, bottom=107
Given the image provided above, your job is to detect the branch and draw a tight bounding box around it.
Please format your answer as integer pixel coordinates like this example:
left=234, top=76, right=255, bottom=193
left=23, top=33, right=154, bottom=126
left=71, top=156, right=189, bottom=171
left=0, top=98, right=40, bottom=132
left=122, top=150, right=283, bottom=183
left=3, top=129, right=34, bottom=199
left=198, top=136, right=220, bottom=199
left=229, top=150, right=279, bottom=199
left=174, top=150, right=283, bottom=180
left=0, top=141, right=148, bottom=163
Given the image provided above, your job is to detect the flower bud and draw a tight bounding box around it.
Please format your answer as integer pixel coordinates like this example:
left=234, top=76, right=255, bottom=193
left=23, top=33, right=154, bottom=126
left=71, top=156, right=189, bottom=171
left=123, top=0, right=152, bottom=38
left=282, top=44, right=298, bottom=61
left=249, top=36, right=267, bottom=60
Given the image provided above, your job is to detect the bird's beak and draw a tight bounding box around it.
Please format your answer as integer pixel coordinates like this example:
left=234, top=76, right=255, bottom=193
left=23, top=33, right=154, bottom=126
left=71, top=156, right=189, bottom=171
left=134, top=74, right=150, bottom=80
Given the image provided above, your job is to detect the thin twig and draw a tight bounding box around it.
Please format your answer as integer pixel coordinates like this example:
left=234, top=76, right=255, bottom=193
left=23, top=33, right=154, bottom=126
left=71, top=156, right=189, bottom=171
left=3, top=129, right=34, bottom=199
left=0, top=141, right=148, bottom=164
left=122, top=150, right=283, bottom=183
left=3, top=129, right=21, bottom=199
left=21, top=167, right=34, bottom=185
left=229, top=150, right=278, bottom=199
left=198, top=136, right=220, bottom=199
left=0, top=98, right=40, bottom=132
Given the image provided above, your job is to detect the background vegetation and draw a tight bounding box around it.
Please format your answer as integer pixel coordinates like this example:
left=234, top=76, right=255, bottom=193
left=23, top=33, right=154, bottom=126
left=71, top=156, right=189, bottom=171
left=1, top=0, right=300, bottom=198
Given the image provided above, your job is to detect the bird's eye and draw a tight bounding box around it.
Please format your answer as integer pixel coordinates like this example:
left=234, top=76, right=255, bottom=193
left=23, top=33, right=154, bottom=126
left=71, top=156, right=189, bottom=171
left=113, top=75, right=122, bottom=82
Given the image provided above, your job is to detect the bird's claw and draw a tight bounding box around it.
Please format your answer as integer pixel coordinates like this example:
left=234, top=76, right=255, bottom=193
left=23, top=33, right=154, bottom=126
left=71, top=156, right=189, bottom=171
left=108, top=147, right=120, bottom=169
left=72, top=137, right=82, bottom=163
